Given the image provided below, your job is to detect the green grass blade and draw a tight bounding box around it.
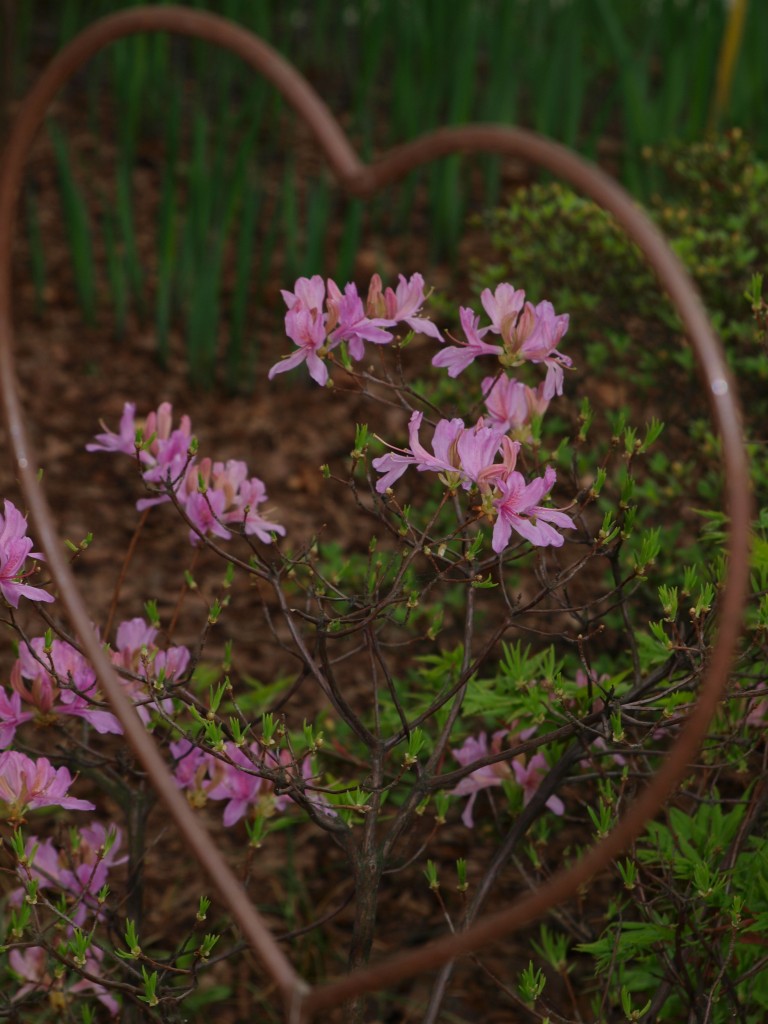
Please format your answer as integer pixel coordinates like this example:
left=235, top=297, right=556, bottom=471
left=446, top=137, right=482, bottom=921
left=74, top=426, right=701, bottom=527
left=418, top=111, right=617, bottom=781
left=49, top=121, right=97, bottom=325
left=228, top=180, right=261, bottom=388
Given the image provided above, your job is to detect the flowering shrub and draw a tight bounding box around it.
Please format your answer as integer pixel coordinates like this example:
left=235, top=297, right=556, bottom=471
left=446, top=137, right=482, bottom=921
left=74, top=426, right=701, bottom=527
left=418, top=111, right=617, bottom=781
left=1, top=270, right=766, bottom=1022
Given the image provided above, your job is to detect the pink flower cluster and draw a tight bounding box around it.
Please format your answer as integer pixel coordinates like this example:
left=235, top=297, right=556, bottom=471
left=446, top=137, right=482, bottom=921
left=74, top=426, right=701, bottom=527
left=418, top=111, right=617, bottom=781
left=481, top=375, right=550, bottom=442
left=372, top=411, right=574, bottom=553
left=0, top=499, right=54, bottom=608
left=268, top=272, right=442, bottom=386
left=9, top=944, right=118, bottom=1016
left=171, top=738, right=333, bottom=827
left=1, top=618, right=191, bottom=749
left=0, top=750, right=95, bottom=823
left=450, top=730, right=565, bottom=827
left=12, top=823, right=126, bottom=927
left=109, top=616, right=189, bottom=723
left=265, top=275, right=574, bottom=555
left=433, top=283, right=571, bottom=400
left=87, top=402, right=284, bottom=546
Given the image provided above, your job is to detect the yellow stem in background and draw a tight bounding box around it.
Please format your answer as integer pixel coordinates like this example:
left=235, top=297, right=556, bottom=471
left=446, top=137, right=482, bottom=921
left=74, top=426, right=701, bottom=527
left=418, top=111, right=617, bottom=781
left=709, top=0, right=749, bottom=131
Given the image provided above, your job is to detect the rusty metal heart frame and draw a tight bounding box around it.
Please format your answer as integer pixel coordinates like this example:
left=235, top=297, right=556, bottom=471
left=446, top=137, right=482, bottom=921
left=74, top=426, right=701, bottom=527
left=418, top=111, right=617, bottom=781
left=0, top=7, right=751, bottom=1021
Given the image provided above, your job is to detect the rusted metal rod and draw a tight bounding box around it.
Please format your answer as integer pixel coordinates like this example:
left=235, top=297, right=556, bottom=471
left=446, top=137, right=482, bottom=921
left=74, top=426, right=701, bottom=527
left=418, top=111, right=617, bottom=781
left=0, top=7, right=751, bottom=1020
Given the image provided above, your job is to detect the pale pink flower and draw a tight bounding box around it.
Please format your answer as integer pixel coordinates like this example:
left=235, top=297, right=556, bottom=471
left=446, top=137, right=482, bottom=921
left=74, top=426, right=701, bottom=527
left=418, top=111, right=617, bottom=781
left=171, top=738, right=213, bottom=806
left=88, top=402, right=194, bottom=510
left=224, top=477, right=286, bottom=543
left=0, top=500, right=54, bottom=608
left=0, top=751, right=95, bottom=821
left=373, top=412, right=515, bottom=495
left=180, top=458, right=285, bottom=545
left=207, top=458, right=248, bottom=507
left=154, top=644, right=191, bottom=682
left=492, top=466, right=575, bottom=553
left=137, top=415, right=194, bottom=509
left=746, top=694, right=768, bottom=727
left=85, top=401, right=136, bottom=455
left=373, top=412, right=464, bottom=492
left=327, top=280, right=394, bottom=359
left=0, top=689, right=32, bottom=749
left=200, top=743, right=331, bottom=825
left=482, top=376, right=550, bottom=436
left=12, top=824, right=126, bottom=927
left=9, top=945, right=119, bottom=1016
left=280, top=274, right=326, bottom=314
left=114, top=617, right=157, bottom=655
left=137, top=403, right=194, bottom=485
left=574, top=667, right=611, bottom=709
left=9, top=945, right=49, bottom=1002
left=450, top=731, right=511, bottom=828
left=480, top=283, right=526, bottom=342
left=184, top=488, right=231, bottom=543
left=515, top=300, right=572, bottom=399
left=512, top=753, right=565, bottom=815
left=206, top=743, right=263, bottom=827
left=269, top=304, right=329, bottom=385
left=432, top=306, right=503, bottom=377
left=366, top=272, right=443, bottom=341
left=11, top=637, right=121, bottom=735
left=110, top=617, right=186, bottom=721
left=583, top=735, right=627, bottom=768
left=456, top=423, right=518, bottom=492
left=88, top=406, right=285, bottom=546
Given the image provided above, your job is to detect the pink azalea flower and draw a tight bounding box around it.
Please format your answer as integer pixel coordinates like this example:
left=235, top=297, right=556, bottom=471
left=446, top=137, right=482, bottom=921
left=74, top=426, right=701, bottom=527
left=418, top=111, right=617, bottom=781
left=373, top=412, right=515, bottom=495
left=480, top=283, right=526, bottom=341
left=582, top=735, right=627, bottom=768
left=512, top=753, right=565, bottom=815
left=184, top=488, right=231, bottom=543
left=492, top=466, right=575, bottom=553
left=432, top=306, right=503, bottom=377
left=154, top=644, right=191, bottom=682
left=135, top=403, right=194, bottom=492
left=280, top=274, right=326, bottom=314
left=88, top=402, right=194, bottom=510
left=8, top=946, right=52, bottom=1006
left=182, top=459, right=285, bottom=545
left=366, top=272, right=443, bottom=341
left=450, top=731, right=512, bottom=828
left=207, top=458, right=248, bottom=507
left=110, top=617, right=185, bottom=722
left=137, top=421, right=194, bottom=509
left=0, top=500, right=54, bottom=608
left=455, top=423, right=518, bottom=492
left=206, top=743, right=263, bottom=827
left=223, top=477, right=286, bottom=543
left=114, top=616, right=157, bottom=654
left=11, top=637, right=122, bottom=735
left=171, top=738, right=213, bottom=806
left=85, top=401, right=136, bottom=455
left=9, top=945, right=119, bottom=1016
left=89, top=407, right=286, bottom=548
left=12, top=824, right=126, bottom=927
left=327, top=280, right=394, bottom=359
left=514, top=300, right=572, bottom=399
left=373, top=412, right=465, bottom=492
left=482, top=376, right=550, bottom=436
left=0, top=751, right=95, bottom=822
left=269, top=303, right=330, bottom=385
left=0, top=689, right=33, bottom=749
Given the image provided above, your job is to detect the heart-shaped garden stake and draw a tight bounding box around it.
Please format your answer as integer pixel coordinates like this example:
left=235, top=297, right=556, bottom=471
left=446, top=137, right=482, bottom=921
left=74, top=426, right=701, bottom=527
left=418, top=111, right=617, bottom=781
left=0, top=8, right=751, bottom=1021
